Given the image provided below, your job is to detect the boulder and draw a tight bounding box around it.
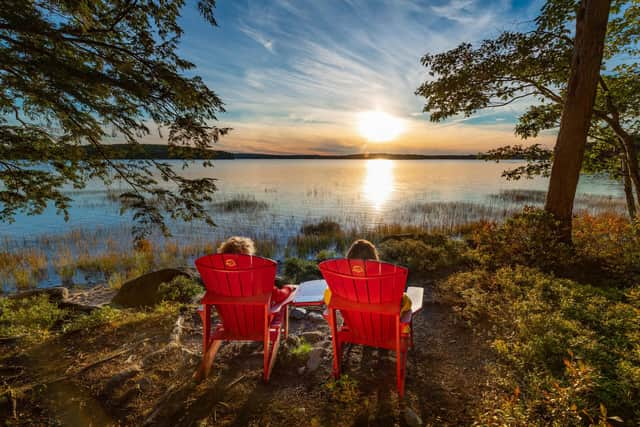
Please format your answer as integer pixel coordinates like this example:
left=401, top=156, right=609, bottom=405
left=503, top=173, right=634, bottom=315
left=112, top=269, right=190, bottom=308
left=300, top=331, right=325, bottom=343
left=290, top=307, right=307, bottom=320
left=306, top=312, right=324, bottom=322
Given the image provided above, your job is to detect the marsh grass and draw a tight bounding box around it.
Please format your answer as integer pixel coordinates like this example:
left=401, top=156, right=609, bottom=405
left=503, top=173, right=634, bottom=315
left=54, top=249, right=76, bottom=285
left=212, top=194, right=268, bottom=212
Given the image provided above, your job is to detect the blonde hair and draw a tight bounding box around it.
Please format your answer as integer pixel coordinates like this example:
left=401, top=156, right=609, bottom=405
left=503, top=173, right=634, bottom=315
left=217, top=236, right=256, bottom=255
left=346, top=239, right=379, bottom=261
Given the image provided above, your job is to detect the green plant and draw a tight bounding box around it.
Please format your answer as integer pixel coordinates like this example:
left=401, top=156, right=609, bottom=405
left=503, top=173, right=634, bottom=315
left=441, top=266, right=640, bottom=424
left=0, top=295, right=67, bottom=341
left=469, top=207, right=574, bottom=273
left=157, top=275, right=203, bottom=303
left=315, top=249, right=338, bottom=262
left=379, top=233, right=467, bottom=275
left=289, top=339, right=313, bottom=361
left=301, top=219, right=341, bottom=235
left=107, top=272, right=126, bottom=290
left=12, top=268, right=34, bottom=289
left=63, top=306, right=122, bottom=333
left=324, top=375, right=360, bottom=404
left=282, top=258, right=321, bottom=284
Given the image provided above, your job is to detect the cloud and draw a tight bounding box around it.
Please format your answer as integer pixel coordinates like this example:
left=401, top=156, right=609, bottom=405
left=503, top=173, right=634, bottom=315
left=178, top=0, right=549, bottom=154
left=238, top=25, right=274, bottom=52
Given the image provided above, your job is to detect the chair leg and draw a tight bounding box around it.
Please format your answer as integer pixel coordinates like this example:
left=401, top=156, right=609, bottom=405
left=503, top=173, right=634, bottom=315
left=410, top=319, right=415, bottom=349
left=329, top=309, right=341, bottom=378
left=194, top=339, right=222, bottom=381
left=284, top=305, right=289, bottom=339
left=199, top=304, right=211, bottom=354
left=264, top=329, right=281, bottom=382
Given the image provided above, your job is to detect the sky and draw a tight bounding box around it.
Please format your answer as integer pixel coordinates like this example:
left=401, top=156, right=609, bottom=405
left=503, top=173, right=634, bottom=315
left=161, top=0, right=555, bottom=155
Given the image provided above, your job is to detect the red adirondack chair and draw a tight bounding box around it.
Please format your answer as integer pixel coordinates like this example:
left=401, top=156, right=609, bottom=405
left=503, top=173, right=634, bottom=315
left=319, top=259, right=423, bottom=397
left=194, top=254, right=297, bottom=382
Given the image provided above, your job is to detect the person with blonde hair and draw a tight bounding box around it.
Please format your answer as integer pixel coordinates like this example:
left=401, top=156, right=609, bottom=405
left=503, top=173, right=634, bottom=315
left=217, top=236, right=295, bottom=304
left=323, top=239, right=412, bottom=315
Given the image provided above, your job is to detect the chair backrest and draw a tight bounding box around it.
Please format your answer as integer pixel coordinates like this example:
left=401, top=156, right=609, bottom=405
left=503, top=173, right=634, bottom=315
left=319, top=259, right=408, bottom=348
left=195, top=254, right=277, bottom=338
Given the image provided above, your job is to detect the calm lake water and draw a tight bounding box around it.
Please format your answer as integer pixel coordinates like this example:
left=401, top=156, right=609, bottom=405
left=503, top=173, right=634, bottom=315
left=0, top=159, right=624, bottom=241
left=0, top=159, right=625, bottom=290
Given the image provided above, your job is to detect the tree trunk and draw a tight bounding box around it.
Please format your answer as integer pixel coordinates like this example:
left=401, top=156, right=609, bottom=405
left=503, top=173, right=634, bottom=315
left=619, top=133, right=640, bottom=205
left=622, top=156, right=637, bottom=219
left=545, top=0, right=611, bottom=240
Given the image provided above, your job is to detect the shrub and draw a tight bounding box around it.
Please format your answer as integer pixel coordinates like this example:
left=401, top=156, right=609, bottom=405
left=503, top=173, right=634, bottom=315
left=324, top=375, right=360, bottom=404
left=107, top=272, right=126, bottom=289
left=12, top=268, right=35, bottom=289
left=282, top=258, right=321, bottom=283
left=440, top=266, right=640, bottom=425
left=573, top=213, right=640, bottom=285
left=301, top=219, right=341, bottom=236
left=469, top=207, right=574, bottom=272
left=213, top=195, right=268, bottom=212
left=157, top=275, right=203, bottom=303
left=0, top=295, right=67, bottom=341
left=315, top=249, right=338, bottom=262
left=63, top=305, right=121, bottom=333
left=289, top=338, right=313, bottom=361
left=379, top=233, right=467, bottom=275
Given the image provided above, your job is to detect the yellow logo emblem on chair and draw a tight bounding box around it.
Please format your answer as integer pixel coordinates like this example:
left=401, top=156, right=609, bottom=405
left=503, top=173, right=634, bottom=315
left=225, top=259, right=237, bottom=268
left=351, top=265, right=364, bottom=274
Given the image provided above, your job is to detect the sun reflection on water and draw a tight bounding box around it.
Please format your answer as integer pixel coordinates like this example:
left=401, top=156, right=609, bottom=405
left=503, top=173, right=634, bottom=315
left=363, top=159, right=394, bottom=210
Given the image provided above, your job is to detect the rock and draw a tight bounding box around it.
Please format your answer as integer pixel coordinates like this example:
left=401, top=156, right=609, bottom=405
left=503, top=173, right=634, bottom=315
left=112, top=269, right=190, bottom=308
left=9, top=286, right=69, bottom=301
left=306, top=347, right=325, bottom=372
left=286, top=335, right=301, bottom=348
left=404, top=407, right=423, bottom=427
left=290, top=307, right=307, bottom=320
left=306, top=312, right=324, bottom=322
left=300, top=331, right=325, bottom=343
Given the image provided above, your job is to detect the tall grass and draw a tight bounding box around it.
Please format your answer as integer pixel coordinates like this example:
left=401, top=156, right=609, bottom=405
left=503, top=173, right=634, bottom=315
left=212, top=194, right=268, bottom=212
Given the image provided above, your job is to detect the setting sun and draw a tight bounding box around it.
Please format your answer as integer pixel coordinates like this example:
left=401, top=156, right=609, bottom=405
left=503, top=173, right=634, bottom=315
left=357, top=111, right=406, bottom=142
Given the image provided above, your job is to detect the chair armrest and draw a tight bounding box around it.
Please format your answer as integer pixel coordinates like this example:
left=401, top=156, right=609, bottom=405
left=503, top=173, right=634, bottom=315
left=270, top=286, right=299, bottom=314
left=406, top=286, right=424, bottom=314
left=329, top=294, right=399, bottom=315
left=201, top=292, right=270, bottom=306
left=400, top=310, right=412, bottom=324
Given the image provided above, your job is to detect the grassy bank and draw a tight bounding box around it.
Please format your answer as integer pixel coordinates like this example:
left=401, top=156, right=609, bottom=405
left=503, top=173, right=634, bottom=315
left=1, top=209, right=638, bottom=425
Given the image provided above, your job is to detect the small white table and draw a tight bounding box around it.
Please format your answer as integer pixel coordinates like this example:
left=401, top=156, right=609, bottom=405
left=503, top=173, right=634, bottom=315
left=293, top=279, right=328, bottom=306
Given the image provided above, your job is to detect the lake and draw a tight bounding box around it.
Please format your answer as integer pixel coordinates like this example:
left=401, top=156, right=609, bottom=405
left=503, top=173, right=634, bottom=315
left=0, top=159, right=625, bottom=290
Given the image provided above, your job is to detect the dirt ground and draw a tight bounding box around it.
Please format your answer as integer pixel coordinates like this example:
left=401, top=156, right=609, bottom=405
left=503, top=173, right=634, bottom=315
left=1, top=282, right=493, bottom=426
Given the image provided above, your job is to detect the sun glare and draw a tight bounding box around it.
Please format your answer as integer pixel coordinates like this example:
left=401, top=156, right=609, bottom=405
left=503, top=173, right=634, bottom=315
left=363, top=159, right=394, bottom=210
left=357, top=111, right=405, bottom=143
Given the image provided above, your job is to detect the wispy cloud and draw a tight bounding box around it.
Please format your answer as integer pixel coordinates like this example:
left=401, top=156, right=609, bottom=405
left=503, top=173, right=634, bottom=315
left=238, top=25, right=274, bottom=52
left=174, top=0, right=548, bottom=154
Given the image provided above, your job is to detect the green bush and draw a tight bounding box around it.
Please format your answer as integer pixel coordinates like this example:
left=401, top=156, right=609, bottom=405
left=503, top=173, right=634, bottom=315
left=282, top=257, right=322, bottom=284
left=301, top=219, right=341, bottom=235
left=469, top=207, right=574, bottom=273
left=324, top=375, right=360, bottom=404
left=63, top=305, right=122, bottom=333
left=379, top=233, right=467, bottom=275
left=0, top=295, right=67, bottom=341
left=157, top=275, right=203, bottom=303
left=315, top=249, right=338, bottom=262
left=440, top=266, right=640, bottom=425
